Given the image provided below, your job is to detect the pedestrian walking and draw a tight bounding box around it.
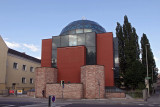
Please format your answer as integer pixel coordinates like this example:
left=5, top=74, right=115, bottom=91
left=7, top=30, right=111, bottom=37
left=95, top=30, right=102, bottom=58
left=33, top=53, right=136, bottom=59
left=42, top=90, right=45, bottom=98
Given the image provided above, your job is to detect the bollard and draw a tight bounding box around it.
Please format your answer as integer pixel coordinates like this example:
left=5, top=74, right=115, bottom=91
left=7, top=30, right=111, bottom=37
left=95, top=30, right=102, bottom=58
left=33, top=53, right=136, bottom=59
left=48, top=96, right=51, bottom=107
left=48, top=95, right=56, bottom=107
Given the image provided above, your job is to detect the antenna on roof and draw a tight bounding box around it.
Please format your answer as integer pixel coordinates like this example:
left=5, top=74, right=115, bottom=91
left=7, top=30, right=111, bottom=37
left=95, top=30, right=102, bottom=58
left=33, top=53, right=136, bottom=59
left=82, top=16, right=86, bottom=20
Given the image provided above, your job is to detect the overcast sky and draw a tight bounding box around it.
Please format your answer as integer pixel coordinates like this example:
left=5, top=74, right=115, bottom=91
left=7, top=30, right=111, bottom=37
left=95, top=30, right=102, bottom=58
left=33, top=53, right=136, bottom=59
left=0, top=0, right=159, bottom=73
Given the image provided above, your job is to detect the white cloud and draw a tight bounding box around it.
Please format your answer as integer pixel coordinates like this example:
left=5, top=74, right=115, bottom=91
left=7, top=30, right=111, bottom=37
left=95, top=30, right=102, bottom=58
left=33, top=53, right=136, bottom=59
left=4, top=38, right=9, bottom=40
left=154, top=56, right=159, bottom=62
left=23, top=44, right=39, bottom=52
left=5, top=41, right=21, bottom=48
left=5, top=40, right=39, bottom=53
left=36, top=56, right=41, bottom=59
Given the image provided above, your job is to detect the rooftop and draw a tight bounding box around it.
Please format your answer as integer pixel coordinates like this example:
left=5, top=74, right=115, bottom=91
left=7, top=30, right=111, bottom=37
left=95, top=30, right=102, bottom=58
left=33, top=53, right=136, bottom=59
left=8, top=48, right=41, bottom=63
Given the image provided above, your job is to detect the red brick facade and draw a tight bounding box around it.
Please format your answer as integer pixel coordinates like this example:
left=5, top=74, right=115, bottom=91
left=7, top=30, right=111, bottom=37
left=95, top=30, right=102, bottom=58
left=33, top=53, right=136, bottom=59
left=97, top=33, right=114, bottom=87
left=57, top=46, right=86, bottom=83
left=38, top=32, right=117, bottom=99
left=41, top=39, right=52, bottom=67
left=81, top=65, right=105, bottom=99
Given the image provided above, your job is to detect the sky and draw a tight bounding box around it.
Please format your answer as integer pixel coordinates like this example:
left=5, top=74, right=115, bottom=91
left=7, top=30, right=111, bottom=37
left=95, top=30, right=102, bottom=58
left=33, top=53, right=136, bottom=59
left=0, top=0, right=160, bottom=73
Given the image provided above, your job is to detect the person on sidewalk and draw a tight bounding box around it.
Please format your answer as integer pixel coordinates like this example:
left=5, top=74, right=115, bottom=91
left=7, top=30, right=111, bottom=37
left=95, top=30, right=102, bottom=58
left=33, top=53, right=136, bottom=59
left=42, top=90, right=45, bottom=98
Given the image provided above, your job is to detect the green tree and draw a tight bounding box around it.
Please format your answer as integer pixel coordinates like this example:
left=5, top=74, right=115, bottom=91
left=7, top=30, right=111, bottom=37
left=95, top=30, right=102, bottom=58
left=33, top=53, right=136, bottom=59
left=140, top=34, right=157, bottom=84
left=116, top=15, right=145, bottom=89
left=116, top=22, right=125, bottom=87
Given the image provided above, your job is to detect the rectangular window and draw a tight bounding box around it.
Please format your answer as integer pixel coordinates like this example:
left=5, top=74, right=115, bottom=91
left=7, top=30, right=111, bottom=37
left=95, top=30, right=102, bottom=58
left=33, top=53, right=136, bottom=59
left=22, top=77, right=26, bottom=84
left=13, top=62, right=18, bottom=69
left=61, top=35, right=69, bottom=47
left=30, top=67, right=34, bottom=72
left=22, top=65, right=26, bottom=71
left=30, top=78, right=33, bottom=84
left=76, top=29, right=83, bottom=33
left=69, top=35, right=77, bottom=46
left=84, top=29, right=92, bottom=33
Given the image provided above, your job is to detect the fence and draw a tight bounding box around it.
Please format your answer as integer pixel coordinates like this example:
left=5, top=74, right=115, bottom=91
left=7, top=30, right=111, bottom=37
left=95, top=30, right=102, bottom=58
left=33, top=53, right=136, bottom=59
left=125, top=90, right=143, bottom=98
left=0, top=90, right=9, bottom=96
left=105, top=87, right=124, bottom=93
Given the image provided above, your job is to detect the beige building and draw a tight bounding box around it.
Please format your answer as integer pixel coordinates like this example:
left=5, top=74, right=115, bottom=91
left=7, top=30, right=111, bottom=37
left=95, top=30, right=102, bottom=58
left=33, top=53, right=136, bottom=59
left=0, top=36, right=41, bottom=92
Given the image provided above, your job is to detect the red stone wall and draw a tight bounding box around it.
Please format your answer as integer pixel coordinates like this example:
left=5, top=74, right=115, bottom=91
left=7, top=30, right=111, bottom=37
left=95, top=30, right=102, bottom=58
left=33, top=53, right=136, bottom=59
left=41, top=39, right=52, bottom=67
left=57, top=46, right=86, bottom=83
left=81, top=65, right=105, bottom=99
left=97, top=33, right=114, bottom=87
left=35, top=67, right=57, bottom=98
left=105, top=93, right=126, bottom=98
left=46, top=84, right=83, bottom=99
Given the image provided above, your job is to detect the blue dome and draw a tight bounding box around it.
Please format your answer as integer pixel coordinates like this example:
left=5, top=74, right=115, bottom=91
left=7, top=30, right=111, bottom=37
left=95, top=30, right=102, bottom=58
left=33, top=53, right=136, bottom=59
left=60, top=20, right=106, bottom=35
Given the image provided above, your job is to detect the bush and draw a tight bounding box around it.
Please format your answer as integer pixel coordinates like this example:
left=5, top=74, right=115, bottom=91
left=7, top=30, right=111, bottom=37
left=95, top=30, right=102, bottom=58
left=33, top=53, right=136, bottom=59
left=126, top=90, right=143, bottom=98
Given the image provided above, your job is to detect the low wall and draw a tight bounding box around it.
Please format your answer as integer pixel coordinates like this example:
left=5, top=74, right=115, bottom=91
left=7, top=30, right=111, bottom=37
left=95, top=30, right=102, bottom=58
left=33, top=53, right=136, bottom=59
left=27, top=92, right=35, bottom=97
left=46, top=83, right=83, bottom=99
left=105, top=93, right=126, bottom=98
left=35, top=67, right=57, bottom=98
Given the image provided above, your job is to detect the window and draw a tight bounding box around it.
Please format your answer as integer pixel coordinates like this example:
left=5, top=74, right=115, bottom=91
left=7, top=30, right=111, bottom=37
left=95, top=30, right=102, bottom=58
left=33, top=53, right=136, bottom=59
left=76, top=29, right=83, bottom=34
left=84, top=29, right=92, bottom=33
left=69, top=35, right=77, bottom=46
left=22, top=77, right=26, bottom=84
left=30, top=67, right=34, bottom=72
left=69, top=30, right=76, bottom=35
left=13, top=62, right=18, bottom=69
left=22, top=65, right=26, bottom=71
left=30, top=78, right=33, bottom=84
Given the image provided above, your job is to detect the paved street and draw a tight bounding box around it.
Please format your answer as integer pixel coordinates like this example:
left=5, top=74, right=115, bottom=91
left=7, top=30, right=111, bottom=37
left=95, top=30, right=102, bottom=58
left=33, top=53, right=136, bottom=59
left=65, top=104, right=160, bottom=107
left=0, top=93, right=160, bottom=107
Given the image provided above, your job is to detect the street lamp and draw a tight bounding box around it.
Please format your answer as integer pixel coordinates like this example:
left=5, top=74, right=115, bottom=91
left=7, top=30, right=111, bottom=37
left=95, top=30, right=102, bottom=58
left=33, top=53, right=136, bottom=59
left=145, top=44, right=149, bottom=77
left=152, top=66, right=155, bottom=83
left=145, top=44, right=150, bottom=97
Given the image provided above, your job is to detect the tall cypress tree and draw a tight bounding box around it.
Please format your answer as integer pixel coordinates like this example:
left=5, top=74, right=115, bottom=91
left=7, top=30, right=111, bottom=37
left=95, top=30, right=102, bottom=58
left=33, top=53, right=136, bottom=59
left=132, top=27, right=140, bottom=60
left=116, top=22, right=125, bottom=74
left=141, top=34, right=157, bottom=83
left=116, top=15, right=145, bottom=89
left=123, top=16, right=133, bottom=67
left=116, top=22, right=125, bottom=87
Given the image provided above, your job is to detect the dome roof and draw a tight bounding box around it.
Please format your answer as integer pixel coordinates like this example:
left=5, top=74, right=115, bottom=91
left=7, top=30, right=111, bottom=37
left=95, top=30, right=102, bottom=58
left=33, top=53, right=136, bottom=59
left=60, top=20, right=106, bottom=35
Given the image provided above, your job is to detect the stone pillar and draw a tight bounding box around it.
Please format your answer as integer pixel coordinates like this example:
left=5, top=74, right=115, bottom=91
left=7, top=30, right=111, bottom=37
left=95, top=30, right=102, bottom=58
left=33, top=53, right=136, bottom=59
left=81, top=65, right=105, bottom=99
left=35, top=67, right=57, bottom=98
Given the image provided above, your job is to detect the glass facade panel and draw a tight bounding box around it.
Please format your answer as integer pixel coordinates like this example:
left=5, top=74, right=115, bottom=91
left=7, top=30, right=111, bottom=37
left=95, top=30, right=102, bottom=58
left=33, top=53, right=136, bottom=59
left=52, top=32, right=97, bottom=67
left=69, top=30, right=76, bottom=35
left=60, top=20, right=106, bottom=36
left=85, top=32, right=96, bottom=46
left=52, top=36, right=60, bottom=49
left=77, top=34, right=85, bottom=45
left=52, top=49, right=57, bottom=68
left=76, top=29, right=83, bottom=34
left=86, top=46, right=96, bottom=65
left=69, top=35, right=77, bottom=46
left=61, top=35, right=69, bottom=47
left=84, top=29, right=92, bottom=33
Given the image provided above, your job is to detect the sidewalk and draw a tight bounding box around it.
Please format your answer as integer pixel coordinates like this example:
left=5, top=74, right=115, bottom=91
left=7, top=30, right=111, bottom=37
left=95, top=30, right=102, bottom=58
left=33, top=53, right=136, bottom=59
left=1, top=94, right=159, bottom=106
left=147, top=92, right=160, bottom=104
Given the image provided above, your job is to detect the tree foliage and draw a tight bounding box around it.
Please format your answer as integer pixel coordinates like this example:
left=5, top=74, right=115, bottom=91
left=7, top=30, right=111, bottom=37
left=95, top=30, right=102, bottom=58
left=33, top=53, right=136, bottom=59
left=141, top=34, right=158, bottom=83
left=116, top=15, right=148, bottom=90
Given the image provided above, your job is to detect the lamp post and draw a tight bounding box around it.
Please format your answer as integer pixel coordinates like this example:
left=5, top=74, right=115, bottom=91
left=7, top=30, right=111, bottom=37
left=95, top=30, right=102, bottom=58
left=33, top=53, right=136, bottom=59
left=145, top=44, right=150, bottom=97
left=152, top=66, right=154, bottom=83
